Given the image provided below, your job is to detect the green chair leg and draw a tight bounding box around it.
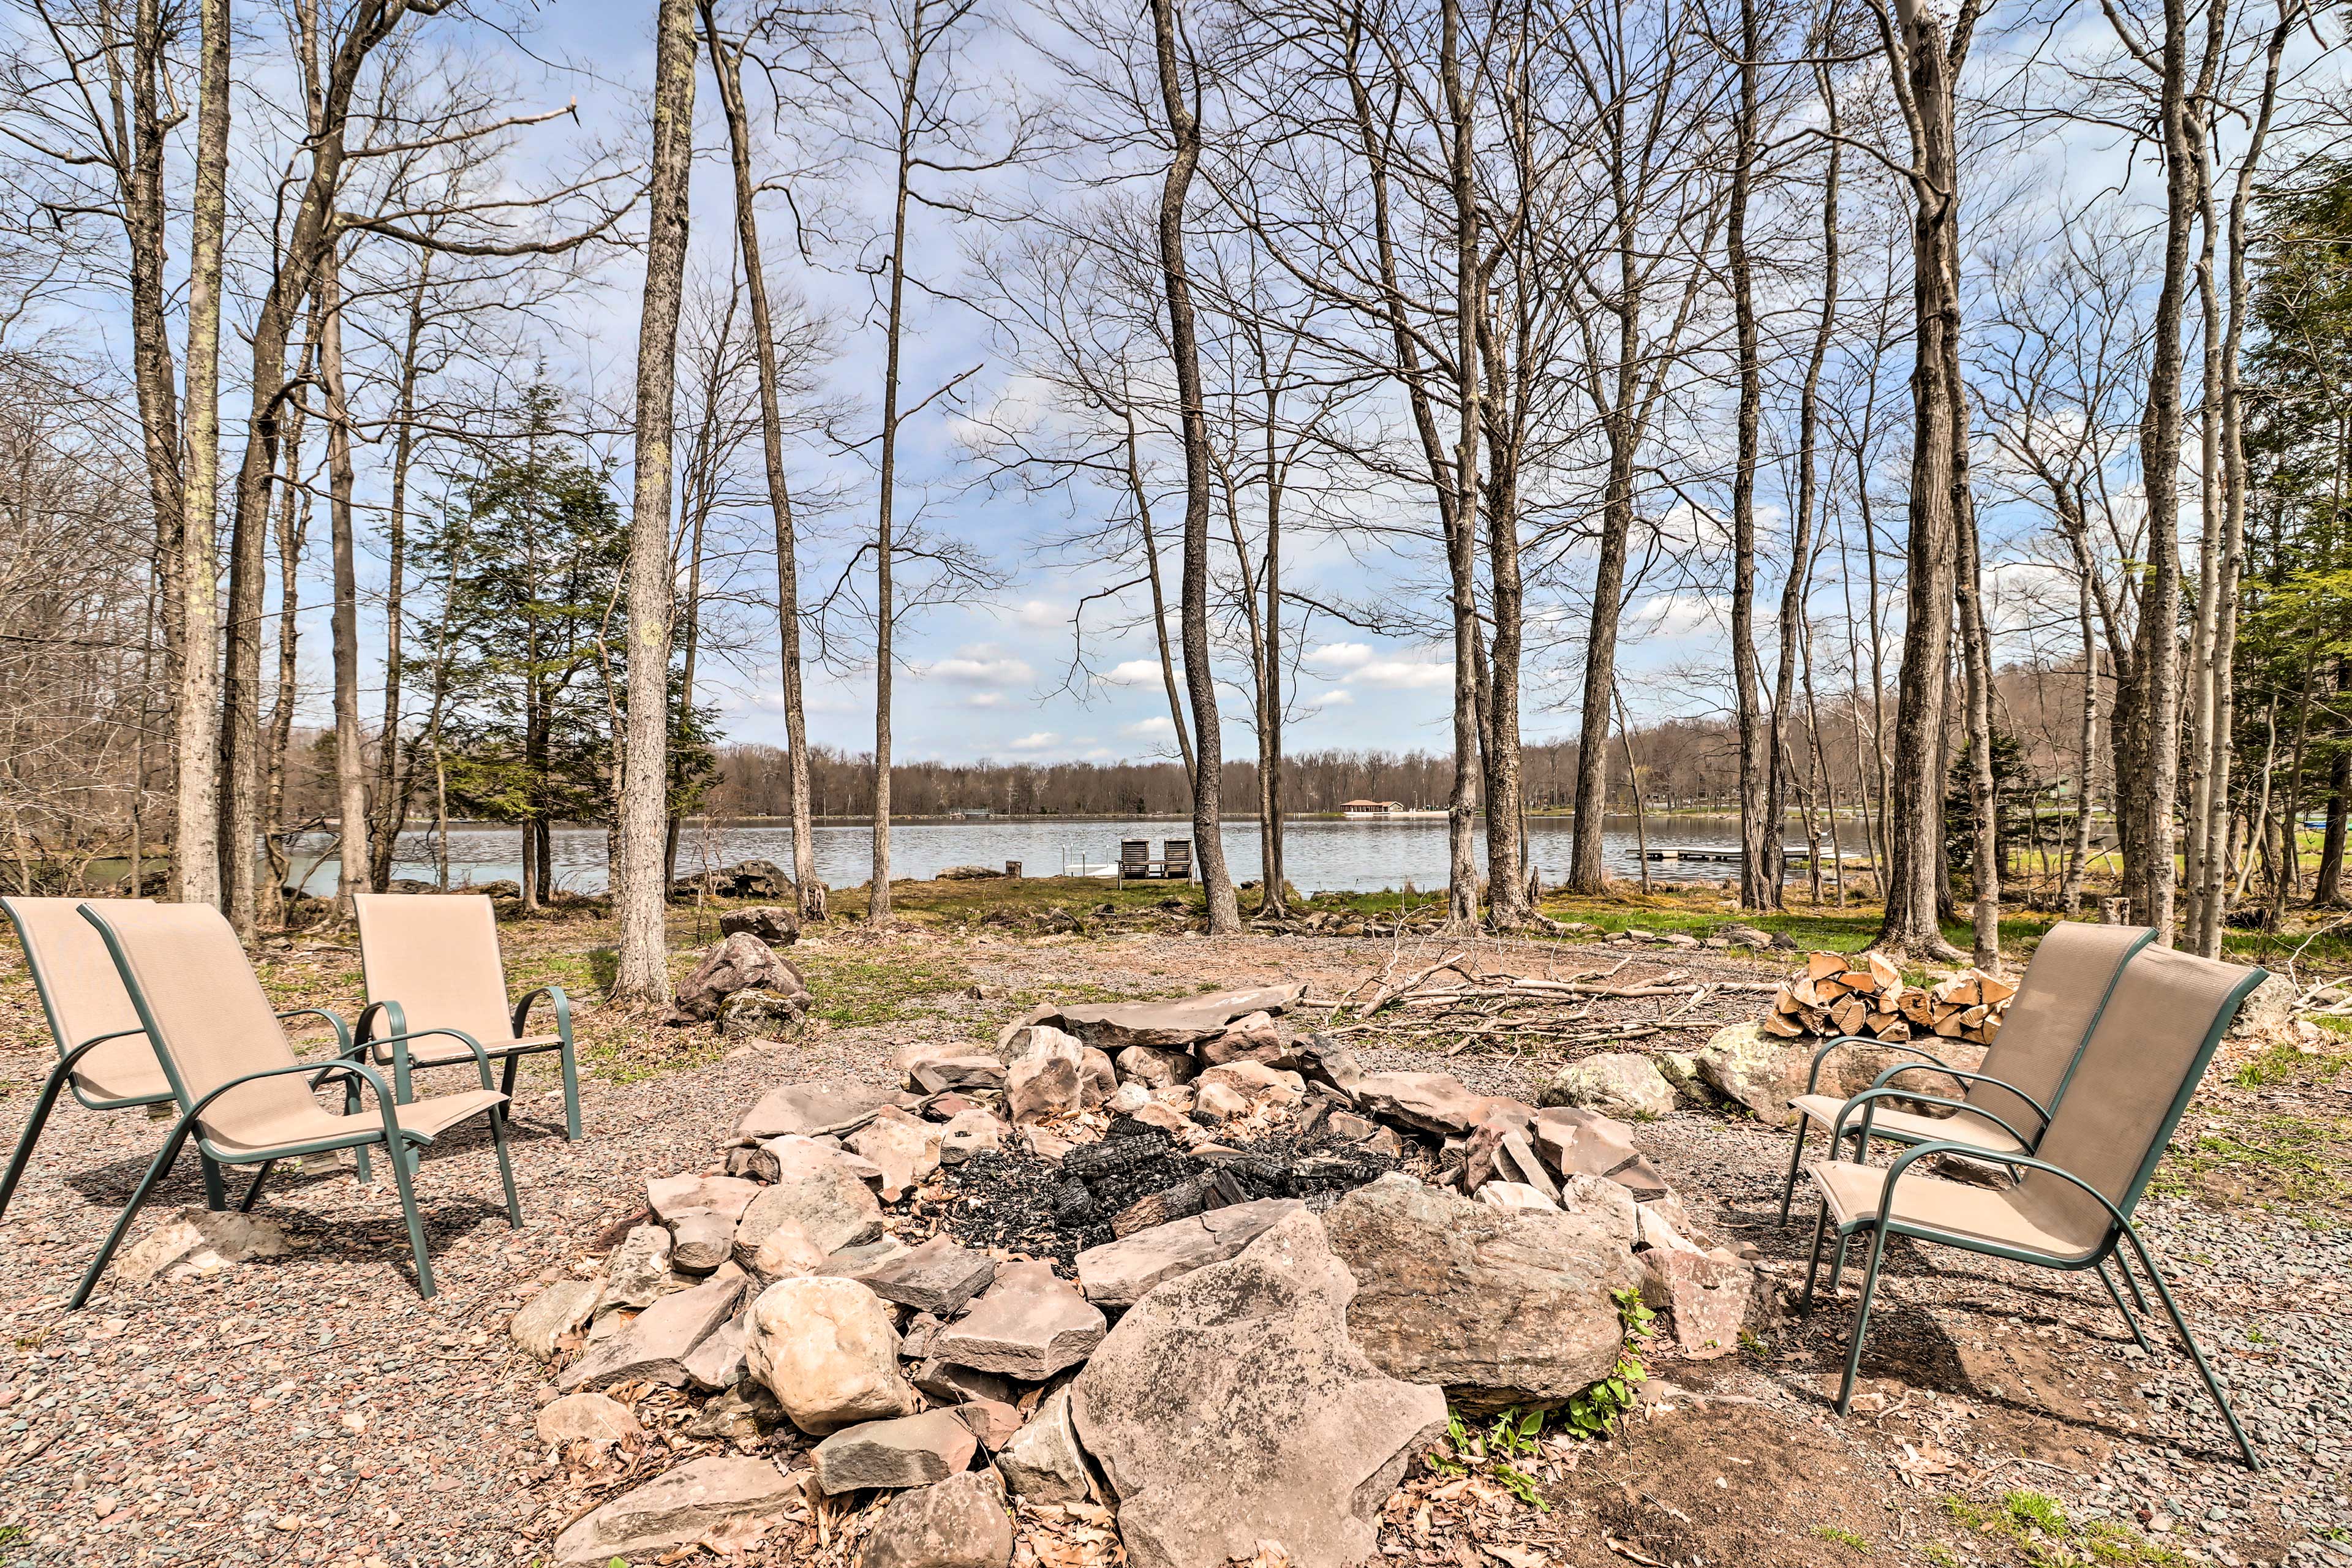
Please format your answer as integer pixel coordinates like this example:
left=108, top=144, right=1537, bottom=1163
left=1830, top=1232, right=1853, bottom=1292
left=382, top=1137, right=435, bottom=1299
left=2123, top=1227, right=2258, bottom=1471
left=237, top=1160, right=276, bottom=1214
left=70, top=1115, right=196, bottom=1310
left=0, top=1057, right=75, bottom=1220
left=199, top=1154, right=227, bottom=1212
left=488, top=1106, right=523, bottom=1227
left=2114, top=1249, right=2151, bottom=1313
left=557, top=1042, right=581, bottom=1142
left=1800, top=1203, right=1831, bottom=1313
left=1777, top=1118, right=1811, bottom=1226
left=1834, top=1224, right=1891, bottom=1414
left=2095, top=1258, right=2152, bottom=1353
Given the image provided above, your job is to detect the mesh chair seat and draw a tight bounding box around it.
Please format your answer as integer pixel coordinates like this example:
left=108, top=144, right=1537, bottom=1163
left=1788, top=1093, right=2026, bottom=1156
left=202, top=1087, right=509, bottom=1161
left=1809, top=1157, right=2103, bottom=1261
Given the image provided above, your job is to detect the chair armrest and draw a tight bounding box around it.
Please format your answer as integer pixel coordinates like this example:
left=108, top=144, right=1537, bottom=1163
left=1828, top=1086, right=2035, bottom=1158
left=1867, top=1062, right=2052, bottom=1131
left=353, top=1000, right=406, bottom=1048
left=1879, top=1141, right=2128, bottom=1256
left=512, top=986, right=571, bottom=1042
left=370, top=1027, right=499, bottom=1091
left=276, top=1008, right=353, bottom=1053
left=184, top=1057, right=431, bottom=1151
left=1805, top=1035, right=1951, bottom=1095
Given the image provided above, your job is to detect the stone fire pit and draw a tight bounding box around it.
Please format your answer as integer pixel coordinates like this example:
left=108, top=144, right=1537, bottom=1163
left=514, top=986, right=1767, bottom=1567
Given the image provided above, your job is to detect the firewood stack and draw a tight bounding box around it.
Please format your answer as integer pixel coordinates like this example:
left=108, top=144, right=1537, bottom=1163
left=1762, top=950, right=2016, bottom=1046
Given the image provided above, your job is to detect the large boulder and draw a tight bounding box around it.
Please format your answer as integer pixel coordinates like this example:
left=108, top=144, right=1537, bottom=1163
left=719, top=904, right=799, bottom=945
left=1113, top=1044, right=1197, bottom=1088
left=1321, top=1174, right=1643, bottom=1411
left=744, top=1276, right=921, bottom=1434
left=1074, top=1197, right=1303, bottom=1308
left=668, top=932, right=810, bottom=1024
left=550, top=1455, right=804, bottom=1564
left=1540, top=1052, right=1676, bottom=1120
left=931, top=1261, right=1104, bottom=1381
left=1695, top=1021, right=1915, bottom=1127
left=859, top=1471, right=1016, bottom=1568
left=732, top=1139, right=884, bottom=1260
left=1069, top=1209, right=1447, bottom=1568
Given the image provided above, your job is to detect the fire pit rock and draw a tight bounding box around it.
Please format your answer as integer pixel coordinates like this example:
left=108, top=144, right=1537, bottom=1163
left=1003, top=982, right=1306, bottom=1054
left=1070, top=1207, right=1447, bottom=1568
left=810, top=1408, right=978, bottom=1494
left=860, top=1470, right=1016, bottom=1568
left=1322, top=1173, right=1643, bottom=1411
left=744, top=1275, right=922, bottom=1434
left=931, top=1261, right=1105, bottom=1381
left=1074, top=1196, right=1303, bottom=1308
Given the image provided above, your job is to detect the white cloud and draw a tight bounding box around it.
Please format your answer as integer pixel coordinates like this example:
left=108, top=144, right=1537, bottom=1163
left=1007, top=731, right=1060, bottom=752
left=1634, top=594, right=1722, bottom=639
left=1322, top=688, right=1355, bottom=706
left=1102, top=658, right=1165, bottom=687
left=968, top=692, right=1008, bottom=709
left=1306, top=642, right=1375, bottom=673
left=1121, top=715, right=1174, bottom=738
left=924, top=643, right=1033, bottom=685
left=1011, top=599, right=1064, bottom=628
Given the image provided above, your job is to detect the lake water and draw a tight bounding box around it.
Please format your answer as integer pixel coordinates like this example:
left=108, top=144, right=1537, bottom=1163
left=287, top=814, right=1839, bottom=896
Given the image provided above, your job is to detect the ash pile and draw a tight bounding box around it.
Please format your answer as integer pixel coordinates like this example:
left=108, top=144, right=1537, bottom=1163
left=514, top=985, right=1778, bottom=1568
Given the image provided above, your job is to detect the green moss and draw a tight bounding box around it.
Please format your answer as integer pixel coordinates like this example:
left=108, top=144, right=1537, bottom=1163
left=1812, top=1525, right=1872, bottom=1553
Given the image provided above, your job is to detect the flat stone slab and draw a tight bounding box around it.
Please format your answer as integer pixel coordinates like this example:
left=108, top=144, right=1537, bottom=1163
left=734, top=1080, right=911, bottom=1142
left=1070, top=1209, right=1446, bottom=1568
left=909, top=1055, right=1007, bottom=1093
left=810, top=1408, right=979, bottom=1494
left=860, top=1235, right=997, bottom=1316
left=1006, top=984, right=1305, bottom=1053
left=536, top=1391, right=642, bottom=1446
left=564, top=1268, right=748, bottom=1391
left=1075, top=1197, right=1303, bottom=1307
left=994, top=1387, right=1096, bottom=1504
left=1322, top=1175, right=1643, bottom=1412
left=551, top=1455, right=804, bottom=1564
left=732, top=1140, right=884, bottom=1259
left=932, top=1261, right=1104, bottom=1382
left=1351, top=1071, right=1512, bottom=1137
left=647, top=1173, right=762, bottom=1225
left=861, top=1471, right=1016, bottom=1568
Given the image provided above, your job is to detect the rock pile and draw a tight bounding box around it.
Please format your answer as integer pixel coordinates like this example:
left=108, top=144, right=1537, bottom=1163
left=516, top=983, right=1765, bottom=1566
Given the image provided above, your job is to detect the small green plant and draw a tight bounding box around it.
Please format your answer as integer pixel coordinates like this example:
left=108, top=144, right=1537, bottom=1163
left=1924, top=1548, right=1962, bottom=1568
left=1811, top=1525, right=1871, bottom=1553
left=1425, top=1407, right=1548, bottom=1509
left=1565, top=1289, right=1655, bottom=1438
left=2005, top=1491, right=2070, bottom=1535
left=1491, top=1461, right=1549, bottom=1511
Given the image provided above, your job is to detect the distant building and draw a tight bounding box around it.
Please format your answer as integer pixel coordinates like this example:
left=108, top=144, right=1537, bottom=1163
left=1341, top=799, right=1406, bottom=818
left=946, top=805, right=993, bottom=820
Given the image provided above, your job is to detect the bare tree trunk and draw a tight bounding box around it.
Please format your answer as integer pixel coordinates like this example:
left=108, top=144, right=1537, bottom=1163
left=2062, top=569, right=2098, bottom=913
left=1870, top=0, right=1973, bottom=960
left=318, top=247, right=371, bottom=919
left=1438, top=0, right=1482, bottom=929
left=612, top=0, right=697, bottom=1003
left=174, top=0, right=230, bottom=910
left=1615, top=682, right=1650, bottom=894
left=1125, top=402, right=1195, bottom=789
left=1728, top=0, right=1771, bottom=913
left=1147, top=0, right=1239, bottom=933
left=867, top=37, right=922, bottom=927
left=369, top=256, right=432, bottom=891
left=702, top=4, right=824, bottom=922
left=261, top=373, right=312, bottom=930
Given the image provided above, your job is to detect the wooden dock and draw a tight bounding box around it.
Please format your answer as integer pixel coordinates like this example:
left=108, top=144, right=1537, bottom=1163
left=1644, top=846, right=1866, bottom=865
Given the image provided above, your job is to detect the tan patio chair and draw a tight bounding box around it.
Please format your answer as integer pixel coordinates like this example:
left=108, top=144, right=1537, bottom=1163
left=70, top=900, right=522, bottom=1306
left=1797, top=943, right=2269, bottom=1469
left=352, top=892, right=581, bottom=1140
left=2, top=897, right=236, bottom=1216
left=1776, top=921, right=2155, bottom=1224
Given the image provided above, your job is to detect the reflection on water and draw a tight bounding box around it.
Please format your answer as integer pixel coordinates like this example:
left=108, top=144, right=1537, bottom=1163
left=288, top=815, right=1837, bottom=897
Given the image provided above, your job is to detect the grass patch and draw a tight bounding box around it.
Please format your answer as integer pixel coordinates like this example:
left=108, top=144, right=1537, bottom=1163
left=1941, top=1493, right=2192, bottom=1566
left=793, top=947, right=974, bottom=1027
left=2231, top=1039, right=2352, bottom=1088
left=2149, top=1112, right=2352, bottom=1211
left=1812, top=1525, right=1872, bottom=1553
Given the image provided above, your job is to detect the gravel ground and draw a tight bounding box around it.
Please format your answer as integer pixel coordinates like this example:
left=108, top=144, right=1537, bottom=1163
left=0, top=922, right=2345, bottom=1567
